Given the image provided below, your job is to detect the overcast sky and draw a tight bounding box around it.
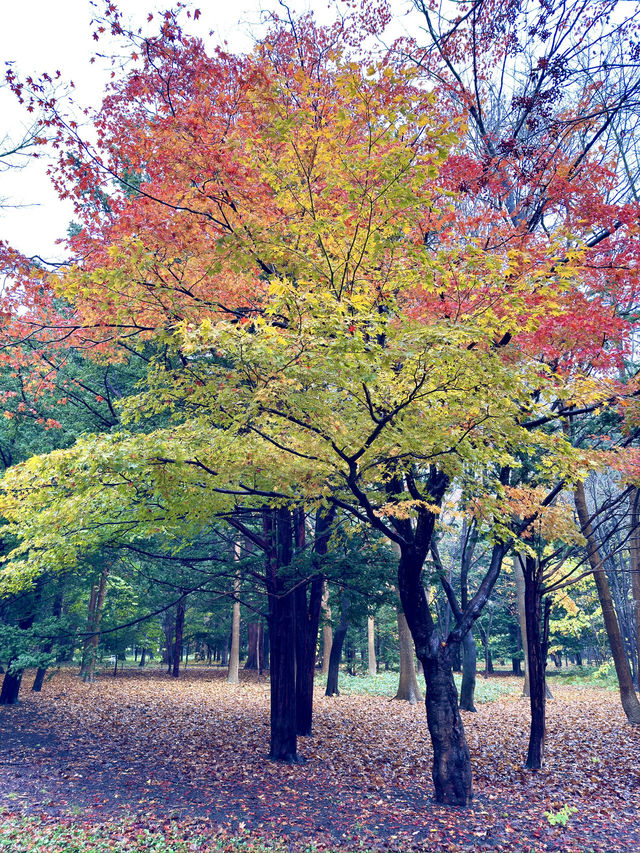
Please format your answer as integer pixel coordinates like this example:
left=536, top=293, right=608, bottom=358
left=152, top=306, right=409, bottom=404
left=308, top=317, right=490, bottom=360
left=2, top=0, right=408, bottom=260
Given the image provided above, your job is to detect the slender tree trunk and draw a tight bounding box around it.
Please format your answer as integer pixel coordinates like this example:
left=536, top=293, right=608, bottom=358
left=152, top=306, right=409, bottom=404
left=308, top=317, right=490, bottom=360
left=172, top=596, right=186, bottom=678
left=394, top=607, right=422, bottom=704
left=459, top=629, right=477, bottom=711
left=321, top=581, right=332, bottom=675
left=138, top=647, right=147, bottom=668
left=575, top=482, right=640, bottom=724
left=325, top=589, right=349, bottom=697
left=228, top=546, right=241, bottom=685
left=367, top=617, right=377, bottom=676
left=81, top=565, right=109, bottom=684
left=33, top=582, right=65, bottom=692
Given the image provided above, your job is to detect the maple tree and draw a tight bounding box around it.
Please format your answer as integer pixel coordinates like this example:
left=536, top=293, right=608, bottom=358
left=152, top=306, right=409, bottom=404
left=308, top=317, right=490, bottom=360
left=1, top=0, right=639, bottom=808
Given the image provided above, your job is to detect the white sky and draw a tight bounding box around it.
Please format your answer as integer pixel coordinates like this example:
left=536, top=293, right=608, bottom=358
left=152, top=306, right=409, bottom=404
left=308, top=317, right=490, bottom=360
left=1, top=0, right=420, bottom=261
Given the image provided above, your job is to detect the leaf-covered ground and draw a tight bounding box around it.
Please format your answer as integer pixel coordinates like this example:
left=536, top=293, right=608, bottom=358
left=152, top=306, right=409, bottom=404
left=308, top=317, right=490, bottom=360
left=1, top=668, right=639, bottom=852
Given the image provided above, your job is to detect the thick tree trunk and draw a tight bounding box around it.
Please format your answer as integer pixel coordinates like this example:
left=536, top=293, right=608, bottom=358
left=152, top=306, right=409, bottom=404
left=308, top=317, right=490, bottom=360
left=398, top=539, right=473, bottom=806
left=264, top=507, right=298, bottom=762
left=321, top=582, right=332, bottom=675
left=0, top=671, right=23, bottom=705
left=172, top=596, right=186, bottom=678
left=394, top=607, right=422, bottom=704
left=524, top=558, right=547, bottom=770
left=325, top=590, right=349, bottom=697
left=422, top=644, right=473, bottom=806
left=459, top=629, right=477, bottom=712
left=81, top=565, right=109, bottom=684
left=138, top=647, right=147, bottom=668
left=575, top=482, right=640, bottom=724
left=367, top=617, right=377, bottom=676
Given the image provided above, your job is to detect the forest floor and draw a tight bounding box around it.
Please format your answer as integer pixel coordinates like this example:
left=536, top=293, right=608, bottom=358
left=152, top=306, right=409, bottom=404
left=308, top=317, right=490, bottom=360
left=1, top=667, right=639, bottom=852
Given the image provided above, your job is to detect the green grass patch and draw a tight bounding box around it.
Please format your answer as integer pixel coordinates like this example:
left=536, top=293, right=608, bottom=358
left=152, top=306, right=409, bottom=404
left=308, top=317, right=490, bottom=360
left=317, top=669, right=520, bottom=702
left=546, top=663, right=618, bottom=689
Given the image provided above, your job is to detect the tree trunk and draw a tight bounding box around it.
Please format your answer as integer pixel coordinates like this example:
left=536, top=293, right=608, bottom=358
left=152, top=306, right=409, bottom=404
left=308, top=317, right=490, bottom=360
left=367, top=616, right=377, bottom=676
left=459, top=629, right=477, bottom=712
left=325, top=590, right=349, bottom=697
left=321, top=581, right=332, bottom=675
left=245, top=622, right=260, bottom=670
left=575, top=481, right=640, bottom=724
left=422, top=644, right=473, bottom=806
left=266, top=508, right=298, bottom=762
left=394, top=607, right=422, bottom=704
left=172, top=596, right=186, bottom=678
left=0, top=671, right=23, bottom=705
left=630, top=488, right=640, bottom=688
left=524, top=557, right=547, bottom=770
left=228, top=552, right=241, bottom=685
left=398, top=541, right=473, bottom=806
left=33, top=582, right=65, bottom=692
left=138, top=647, right=147, bottom=667
left=515, top=555, right=530, bottom=697
left=81, top=564, right=109, bottom=684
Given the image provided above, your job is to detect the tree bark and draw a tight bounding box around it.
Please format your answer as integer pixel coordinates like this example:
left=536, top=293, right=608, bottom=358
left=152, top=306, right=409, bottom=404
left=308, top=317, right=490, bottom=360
left=245, top=622, right=260, bottom=670
left=295, top=574, right=323, bottom=735
left=265, top=508, right=299, bottom=762
left=515, top=555, right=530, bottom=697
left=367, top=617, right=377, bottom=676
left=575, top=481, right=640, bottom=723
left=0, top=670, right=23, bottom=705
left=523, top=556, right=547, bottom=769
left=172, top=595, right=186, bottom=678
left=459, top=629, right=477, bottom=712
left=394, top=607, right=423, bottom=704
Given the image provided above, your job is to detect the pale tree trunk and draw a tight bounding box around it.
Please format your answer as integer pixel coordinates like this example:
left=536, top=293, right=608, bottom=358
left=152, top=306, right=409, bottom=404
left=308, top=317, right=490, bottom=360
left=80, top=564, right=109, bottom=684
left=367, top=616, right=377, bottom=676
left=575, top=481, right=640, bottom=724
left=394, top=607, right=423, bottom=704
left=321, top=581, right=332, bottom=675
left=227, top=543, right=241, bottom=685
left=630, top=488, right=640, bottom=687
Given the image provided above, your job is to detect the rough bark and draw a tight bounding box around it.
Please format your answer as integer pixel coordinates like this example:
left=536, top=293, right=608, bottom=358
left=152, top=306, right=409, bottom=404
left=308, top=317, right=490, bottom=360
left=0, top=670, right=23, bottom=705
left=523, top=557, right=548, bottom=770
left=245, top=622, right=260, bottom=670
left=266, top=508, right=299, bottom=762
left=295, top=574, right=323, bottom=735
left=515, top=555, right=531, bottom=697
left=367, top=617, right=377, bottom=676
left=32, top=582, right=65, bottom=692
left=575, top=481, right=640, bottom=724
left=394, top=607, right=423, bottom=704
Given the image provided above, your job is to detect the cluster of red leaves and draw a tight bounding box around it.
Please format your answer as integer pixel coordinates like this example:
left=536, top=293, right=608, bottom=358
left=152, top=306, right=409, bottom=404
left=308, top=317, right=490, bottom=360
left=1, top=669, right=639, bottom=852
